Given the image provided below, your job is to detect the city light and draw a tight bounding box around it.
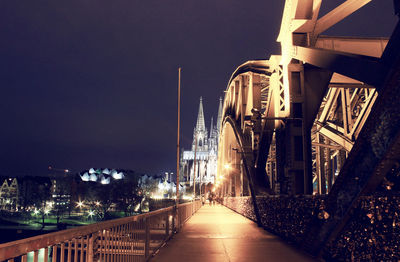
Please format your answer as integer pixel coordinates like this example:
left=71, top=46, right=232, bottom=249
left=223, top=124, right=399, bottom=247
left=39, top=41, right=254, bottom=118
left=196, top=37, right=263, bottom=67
left=134, top=204, right=140, bottom=212
left=152, top=194, right=164, bottom=200
left=88, top=210, right=94, bottom=217
left=182, top=195, right=194, bottom=201
left=224, top=163, right=231, bottom=170
left=77, top=201, right=84, bottom=208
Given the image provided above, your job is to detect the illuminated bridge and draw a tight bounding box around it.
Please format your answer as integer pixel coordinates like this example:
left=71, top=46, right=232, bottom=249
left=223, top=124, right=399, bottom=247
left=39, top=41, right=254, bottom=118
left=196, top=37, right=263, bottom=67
left=216, top=0, right=400, bottom=260
left=1, top=0, right=400, bottom=261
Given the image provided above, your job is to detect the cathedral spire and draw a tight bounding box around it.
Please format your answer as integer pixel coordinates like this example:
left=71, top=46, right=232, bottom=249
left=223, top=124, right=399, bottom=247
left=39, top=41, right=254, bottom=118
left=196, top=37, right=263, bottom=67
left=196, top=97, right=206, bottom=132
left=209, top=117, right=214, bottom=138
left=216, top=97, right=223, bottom=134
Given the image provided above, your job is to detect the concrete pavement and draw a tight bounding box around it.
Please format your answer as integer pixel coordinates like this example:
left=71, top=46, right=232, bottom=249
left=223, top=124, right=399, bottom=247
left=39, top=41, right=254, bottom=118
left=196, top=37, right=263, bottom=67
left=150, top=204, right=316, bottom=262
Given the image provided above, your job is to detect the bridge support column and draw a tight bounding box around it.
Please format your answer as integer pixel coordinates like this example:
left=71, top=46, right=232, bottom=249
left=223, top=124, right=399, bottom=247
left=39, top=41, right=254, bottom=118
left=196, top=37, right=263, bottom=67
left=275, top=64, right=332, bottom=195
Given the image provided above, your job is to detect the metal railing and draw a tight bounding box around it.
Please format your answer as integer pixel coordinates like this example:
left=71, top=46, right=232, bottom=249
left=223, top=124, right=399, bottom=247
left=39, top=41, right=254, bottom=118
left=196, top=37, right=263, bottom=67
left=0, top=201, right=202, bottom=262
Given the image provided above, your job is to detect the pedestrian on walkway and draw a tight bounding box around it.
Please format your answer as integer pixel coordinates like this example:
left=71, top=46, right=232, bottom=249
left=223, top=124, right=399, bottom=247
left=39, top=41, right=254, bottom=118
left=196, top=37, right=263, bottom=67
left=208, top=191, right=214, bottom=206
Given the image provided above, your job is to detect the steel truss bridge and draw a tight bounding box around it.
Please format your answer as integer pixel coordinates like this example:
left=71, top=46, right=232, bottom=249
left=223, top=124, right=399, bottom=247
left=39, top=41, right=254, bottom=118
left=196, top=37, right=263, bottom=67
left=1, top=0, right=400, bottom=261
left=217, top=0, right=400, bottom=257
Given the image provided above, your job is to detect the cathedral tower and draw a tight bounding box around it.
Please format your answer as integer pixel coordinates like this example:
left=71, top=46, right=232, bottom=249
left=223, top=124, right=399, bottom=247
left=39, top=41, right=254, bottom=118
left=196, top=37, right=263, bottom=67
left=192, top=97, right=208, bottom=152
left=181, top=97, right=221, bottom=187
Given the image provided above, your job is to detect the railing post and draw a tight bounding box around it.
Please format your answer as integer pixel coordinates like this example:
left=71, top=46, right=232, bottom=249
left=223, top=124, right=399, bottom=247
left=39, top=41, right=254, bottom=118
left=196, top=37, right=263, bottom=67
left=145, top=218, right=150, bottom=259
left=178, top=207, right=181, bottom=229
left=33, top=250, right=38, bottom=262
left=87, top=234, right=94, bottom=262
left=165, top=212, right=170, bottom=237
left=172, top=207, right=176, bottom=233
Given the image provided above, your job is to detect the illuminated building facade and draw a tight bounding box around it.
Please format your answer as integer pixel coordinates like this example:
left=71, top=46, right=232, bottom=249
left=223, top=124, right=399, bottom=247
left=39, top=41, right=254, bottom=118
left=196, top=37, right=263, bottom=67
left=181, top=97, right=223, bottom=186
left=0, top=178, right=19, bottom=211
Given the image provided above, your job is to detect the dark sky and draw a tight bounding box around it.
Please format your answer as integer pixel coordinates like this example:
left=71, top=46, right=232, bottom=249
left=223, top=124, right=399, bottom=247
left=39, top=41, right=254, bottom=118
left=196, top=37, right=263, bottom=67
left=0, top=0, right=397, bottom=176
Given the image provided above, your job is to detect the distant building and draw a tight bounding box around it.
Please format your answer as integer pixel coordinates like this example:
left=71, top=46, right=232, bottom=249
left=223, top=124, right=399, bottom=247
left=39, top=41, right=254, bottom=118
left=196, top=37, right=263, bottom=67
left=0, top=178, right=19, bottom=211
left=181, top=97, right=223, bottom=187
left=138, top=172, right=185, bottom=199
left=79, top=168, right=125, bottom=184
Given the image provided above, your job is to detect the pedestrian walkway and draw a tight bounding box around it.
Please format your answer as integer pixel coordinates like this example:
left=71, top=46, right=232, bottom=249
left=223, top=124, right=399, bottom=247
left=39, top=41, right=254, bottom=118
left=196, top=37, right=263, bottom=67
left=150, top=204, right=316, bottom=262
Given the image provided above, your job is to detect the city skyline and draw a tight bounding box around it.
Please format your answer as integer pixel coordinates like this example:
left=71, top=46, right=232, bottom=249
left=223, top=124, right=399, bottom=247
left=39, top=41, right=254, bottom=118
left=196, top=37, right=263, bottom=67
left=0, top=0, right=396, bottom=176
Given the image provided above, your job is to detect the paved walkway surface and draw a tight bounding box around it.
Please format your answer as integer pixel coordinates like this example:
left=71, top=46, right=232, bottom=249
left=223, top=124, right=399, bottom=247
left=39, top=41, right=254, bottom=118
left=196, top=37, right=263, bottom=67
left=151, top=205, right=316, bottom=262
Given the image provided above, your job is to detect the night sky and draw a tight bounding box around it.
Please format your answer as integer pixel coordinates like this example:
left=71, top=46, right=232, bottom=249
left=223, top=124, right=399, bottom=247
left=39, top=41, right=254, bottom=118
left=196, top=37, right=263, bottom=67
left=0, top=0, right=397, bottom=176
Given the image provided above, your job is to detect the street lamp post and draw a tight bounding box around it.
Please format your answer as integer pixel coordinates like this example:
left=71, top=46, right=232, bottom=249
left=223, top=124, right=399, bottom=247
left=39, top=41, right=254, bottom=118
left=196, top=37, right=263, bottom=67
left=176, top=67, right=181, bottom=205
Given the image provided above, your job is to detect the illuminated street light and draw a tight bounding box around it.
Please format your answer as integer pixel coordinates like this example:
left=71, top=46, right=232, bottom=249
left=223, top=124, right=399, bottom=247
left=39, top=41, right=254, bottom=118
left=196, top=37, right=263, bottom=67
left=48, top=166, right=70, bottom=173
left=77, top=201, right=84, bottom=208
left=95, top=201, right=100, bottom=206
left=224, top=163, right=231, bottom=170
left=88, top=210, right=94, bottom=216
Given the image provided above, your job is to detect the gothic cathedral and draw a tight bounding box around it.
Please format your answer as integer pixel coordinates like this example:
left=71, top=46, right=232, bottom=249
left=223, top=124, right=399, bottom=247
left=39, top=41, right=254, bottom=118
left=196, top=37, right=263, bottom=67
left=181, top=97, right=223, bottom=187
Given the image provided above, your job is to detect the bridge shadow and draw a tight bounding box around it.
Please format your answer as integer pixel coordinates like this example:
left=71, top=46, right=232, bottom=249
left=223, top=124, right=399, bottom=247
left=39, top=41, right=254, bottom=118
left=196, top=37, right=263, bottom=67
left=151, top=205, right=316, bottom=262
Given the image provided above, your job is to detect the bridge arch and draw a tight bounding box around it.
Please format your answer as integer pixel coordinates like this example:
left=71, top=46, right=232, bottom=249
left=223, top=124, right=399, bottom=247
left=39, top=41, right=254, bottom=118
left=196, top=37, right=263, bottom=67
left=216, top=0, right=400, bottom=256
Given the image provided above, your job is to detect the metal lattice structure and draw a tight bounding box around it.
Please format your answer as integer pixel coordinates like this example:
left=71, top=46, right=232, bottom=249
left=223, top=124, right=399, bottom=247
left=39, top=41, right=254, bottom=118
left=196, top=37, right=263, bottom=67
left=216, top=0, right=400, bottom=245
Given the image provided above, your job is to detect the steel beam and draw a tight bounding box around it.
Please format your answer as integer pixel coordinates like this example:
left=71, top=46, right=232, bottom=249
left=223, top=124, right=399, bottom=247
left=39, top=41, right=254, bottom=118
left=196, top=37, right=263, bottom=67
left=314, top=0, right=371, bottom=35
left=311, top=142, right=341, bottom=150
left=317, top=124, right=354, bottom=152
left=293, top=46, right=388, bottom=87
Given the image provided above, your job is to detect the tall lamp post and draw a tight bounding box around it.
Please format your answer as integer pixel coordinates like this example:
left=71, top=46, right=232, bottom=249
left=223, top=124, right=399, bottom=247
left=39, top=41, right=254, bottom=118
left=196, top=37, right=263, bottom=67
left=176, top=67, right=181, bottom=206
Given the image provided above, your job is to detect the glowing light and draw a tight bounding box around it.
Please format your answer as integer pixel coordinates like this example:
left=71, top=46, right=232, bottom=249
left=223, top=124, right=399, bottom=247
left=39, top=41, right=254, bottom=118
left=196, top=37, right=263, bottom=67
left=112, top=172, right=124, bottom=180
left=110, top=169, right=117, bottom=178
left=101, top=177, right=110, bottom=184
left=134, top=204, right=140, bottom=212
left=88, top=210, right=95, bottom=216
left=81, top=172, right=90, bottom=181
left=33, top=209, right=39, bottom=215
left=77, top=201, right=84, bottom=208
left=152, top=194, right=164, bottom=200
left=182, top=195, right=194, bottom=200
left=44, top=209, right=50, bottom=215
left=224, top=163, right=231, bottom=170
left=89, top=173, right=97, bottom=182
left=95, top=201, right=100, bottom=206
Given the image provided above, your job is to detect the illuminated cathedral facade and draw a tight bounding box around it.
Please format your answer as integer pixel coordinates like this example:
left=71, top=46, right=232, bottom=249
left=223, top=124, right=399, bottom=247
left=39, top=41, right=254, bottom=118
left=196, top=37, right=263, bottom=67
left=181, top=97, right=223, bottom=186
